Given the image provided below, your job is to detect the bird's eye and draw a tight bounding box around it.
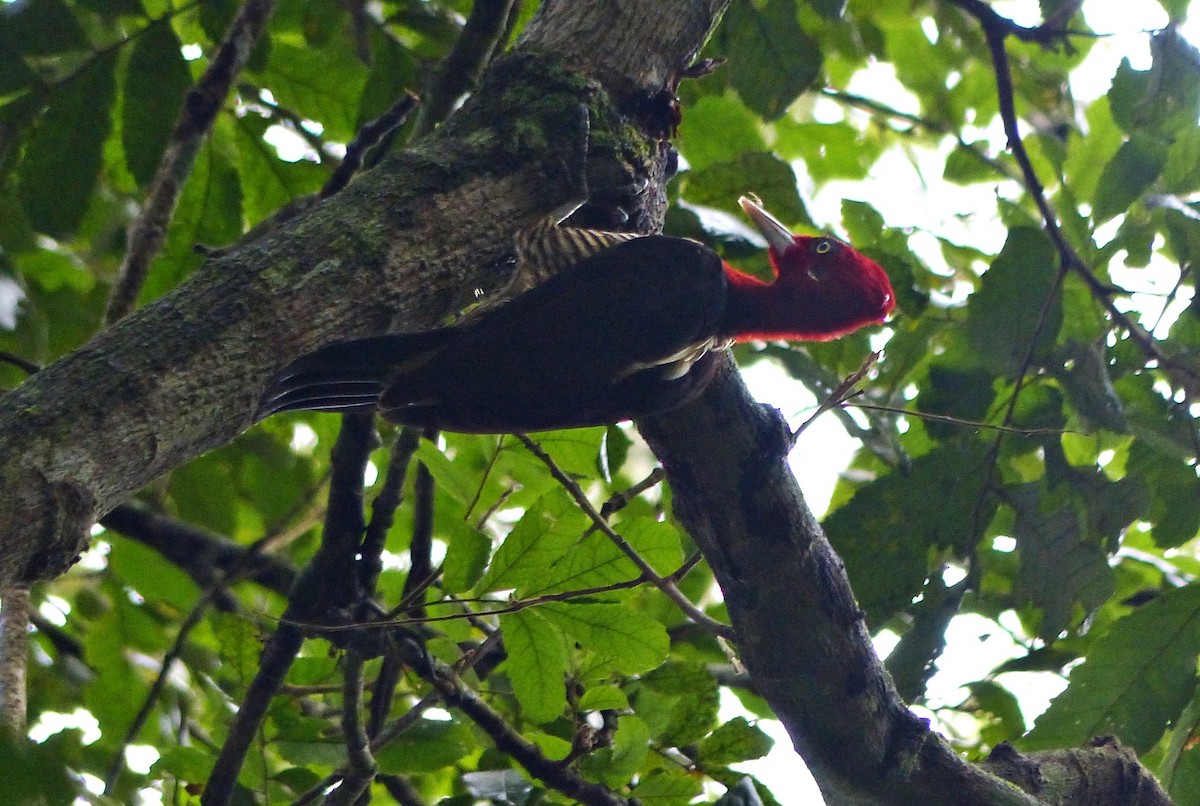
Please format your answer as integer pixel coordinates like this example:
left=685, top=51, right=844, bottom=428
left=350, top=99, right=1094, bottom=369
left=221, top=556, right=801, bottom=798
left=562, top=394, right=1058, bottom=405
left=815, top=240, right=832, bottom=254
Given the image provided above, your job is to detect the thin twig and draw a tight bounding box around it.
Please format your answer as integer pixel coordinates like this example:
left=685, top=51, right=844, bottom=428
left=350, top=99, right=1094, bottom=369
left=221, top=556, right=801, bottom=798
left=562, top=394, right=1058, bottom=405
left=328, top=653, right=376, bottom=805
left=325, top=91, right=420, bottom=196
left=105, top=0, right=279, bottom=323
left=361, top=430, right=421, bottom=597
left=515, top=434, right=734, bottom=640
left=599, top=467, right=666, bottom=518
left=820, top=88, right=1019, bottom=181
left=845, top=402, right=1075, bottom=436
left=794, top=352, right=880, bottom=438
left=0, top=352, right=41, bottom=376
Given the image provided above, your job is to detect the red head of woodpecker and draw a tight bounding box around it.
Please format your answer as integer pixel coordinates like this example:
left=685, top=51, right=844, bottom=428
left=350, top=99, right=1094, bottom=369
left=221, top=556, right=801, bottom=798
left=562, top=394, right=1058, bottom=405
left=261, top=198, right=895, bottom=433
left=721, top=196, right=895, bottom=342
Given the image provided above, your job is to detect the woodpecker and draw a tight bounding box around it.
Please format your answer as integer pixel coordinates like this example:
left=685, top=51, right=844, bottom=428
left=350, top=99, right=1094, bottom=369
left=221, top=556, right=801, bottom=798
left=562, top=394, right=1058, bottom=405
left=260, top=197, right=894, bottom=433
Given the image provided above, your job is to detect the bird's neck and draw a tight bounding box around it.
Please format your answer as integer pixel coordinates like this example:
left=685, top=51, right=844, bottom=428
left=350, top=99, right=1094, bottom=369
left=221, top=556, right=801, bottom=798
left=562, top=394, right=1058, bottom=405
left=720, top=266, right=810, bottom=341
left=721, top=265, right=875, bottom=342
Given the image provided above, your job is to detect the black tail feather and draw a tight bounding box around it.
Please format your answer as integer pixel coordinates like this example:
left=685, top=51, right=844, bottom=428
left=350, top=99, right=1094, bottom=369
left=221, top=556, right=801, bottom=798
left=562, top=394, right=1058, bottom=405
left=258, top=331, right=451, bottom=420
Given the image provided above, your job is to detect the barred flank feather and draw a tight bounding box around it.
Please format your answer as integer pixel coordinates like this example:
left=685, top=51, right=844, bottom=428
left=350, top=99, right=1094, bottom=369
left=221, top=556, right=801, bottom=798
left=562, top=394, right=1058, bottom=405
left=451, top=224, right=643, bottom=325
left=512, top=223, right=641, bottom=291
left=513, top=223, right=643, bottom=290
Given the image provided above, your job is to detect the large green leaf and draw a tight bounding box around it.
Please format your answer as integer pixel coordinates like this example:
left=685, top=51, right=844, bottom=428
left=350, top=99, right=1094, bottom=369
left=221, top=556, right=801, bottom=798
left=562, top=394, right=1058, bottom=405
left=1008, top=481, right=1116, bottom=640
left=697, top=717, right=775, bottom=765
left=122, top=20, right=192, bottom=187
left=1091, top=134, right=1169, bottom=223
left=476, top=489, right=589, bottom=595
left=825, top=438, right=993, bottom=625
left=965, top=226, right=1061, bottom=378
left=1024, top=584, right=1200, bottom=753
left=541, top=601, right=669, bottom=675
left=677, top=94, right=766, bottom=172
left=17, top=51, right=116, bottom=237
left=707, top=0, right=822, bottom=120
left=499, top=608, right=569, bottom=724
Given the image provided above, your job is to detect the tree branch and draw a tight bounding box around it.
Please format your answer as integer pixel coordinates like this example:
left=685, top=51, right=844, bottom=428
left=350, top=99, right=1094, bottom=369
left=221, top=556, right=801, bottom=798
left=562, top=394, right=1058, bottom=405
left=637, top=359, right=1040, bottom=805
left=412, top=0, right=517, bottom=137
left=0, top=587, right=29, bottom=731
left=105, top=0, right=279, bottom=324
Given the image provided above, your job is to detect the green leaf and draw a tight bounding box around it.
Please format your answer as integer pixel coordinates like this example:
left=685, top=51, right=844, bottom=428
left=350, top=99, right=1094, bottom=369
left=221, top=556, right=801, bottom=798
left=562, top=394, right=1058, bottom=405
left=1010, top=481, right=1116, bottom=640
left=1127, top=442, right=1200, bottom=549
left=0, top=0, right=87, bottom=56
left=84, top=593, right=163, bottom=729
left=231, top=115, right=327, bottom=226
left=677, top=94, right=766, bottom=172
left=605, top=714, right=650, bottom=779
left=0, top=732, right=77, bottom=805
left=1163, top=206, right=1200, bottom=267
left=638, top=662, right=720, bottom=746
left=1162, top=126, right=1200, bottom=193
left=1118, top=373, right=1199, bottom=460
left=442, top=520, right=491, bottom=594
left=578, top=685, right=629, bottom=711
left=914, top=364, right=997, bottom=441
left=530, top=517, right=682, bottom=596
left=211, top=611, right=264, bottom=687
left=1169, top=742, right=1200, bottom=806
left=840, top=199, right=885, bottom=248
left=140, top=137, right=243, bottom=302
left=1108, top=30, right=1200, bottom=136
left=630, top=768, right=705, bottom=803
left=122, top=21, right=192, bottom=187
left=943, top=142, right=1001, bottom=184
left=1062, top=97, right=1122, bottom=202
left=542, top=601, right=669, bottom=674
left=499, top=609, right=569, bottom=723
left=825, top=439, right=993, bottom=625
left=683, top=152, right=811, bottom=228
left=108, top=535, right=200, bottom=611
left=965, top=226, right=1061, bottom=378
left=274, top=739, right=345, bottom=767
left=711, top=0, right=822, bottom=120
left=153, top=746, right=215, bottom=783
left=1091, top=134, right=1169, bottom=223
left=254, top=41, right=367, bottom=141
left=14, top=249, right=93, bottom=293
left=1054, top=340, right=1127, bottom=433
left=698, top=717, right=775, bottom=764
left=17, top=51, right=116, bottom=237
left=774, top=120, right=881, bottom=183
left=1024, top=584, right=1200, bottom=753
left=477, top=490, right=589, bottom=594
left=521, top=427, right=606, bottom=478
left=964, top=681, right=1026, bottom=740
left=374, top=719, right=473, bottom=773
left=414, top=439, right=480, bottom=505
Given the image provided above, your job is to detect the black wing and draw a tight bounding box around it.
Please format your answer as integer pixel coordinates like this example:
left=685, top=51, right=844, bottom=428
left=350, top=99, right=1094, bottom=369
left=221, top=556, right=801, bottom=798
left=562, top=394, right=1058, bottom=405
left=378, top=236, right=727, bottom=431
left=260, top=236, right=728, bottom=432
